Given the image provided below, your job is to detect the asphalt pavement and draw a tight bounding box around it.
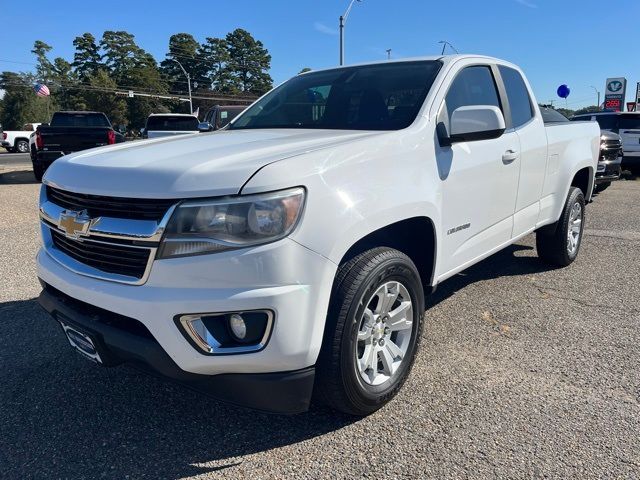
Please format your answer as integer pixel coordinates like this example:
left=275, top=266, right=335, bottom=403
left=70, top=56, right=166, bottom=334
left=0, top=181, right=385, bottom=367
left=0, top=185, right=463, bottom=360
left=0, top=152, right=31, bottom=166
left=0, top=163, right=638, bottom=479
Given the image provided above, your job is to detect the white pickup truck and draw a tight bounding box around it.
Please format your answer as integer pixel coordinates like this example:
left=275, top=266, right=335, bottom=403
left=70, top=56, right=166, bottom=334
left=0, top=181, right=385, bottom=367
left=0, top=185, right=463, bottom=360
left=2, top=123, right=41, bottom=153
left=37, top=55, right=599, bottom=415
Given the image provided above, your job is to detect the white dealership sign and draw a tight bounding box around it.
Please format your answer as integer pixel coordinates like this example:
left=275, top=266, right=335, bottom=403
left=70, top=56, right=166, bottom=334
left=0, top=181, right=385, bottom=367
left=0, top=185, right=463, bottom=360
left=603, top=77, right=627, bottom=111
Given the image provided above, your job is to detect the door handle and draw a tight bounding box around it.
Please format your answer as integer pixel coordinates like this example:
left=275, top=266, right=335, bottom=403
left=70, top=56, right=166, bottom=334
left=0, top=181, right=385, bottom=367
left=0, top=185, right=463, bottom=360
left=502, top=149, right=519, bottom=164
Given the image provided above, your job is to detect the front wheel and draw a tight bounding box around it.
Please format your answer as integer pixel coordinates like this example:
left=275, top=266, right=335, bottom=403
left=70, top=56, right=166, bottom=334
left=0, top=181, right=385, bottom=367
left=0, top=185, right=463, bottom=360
left=536, top=186, right=585, bottom=267
left=314, top=247, right=425, bottom=416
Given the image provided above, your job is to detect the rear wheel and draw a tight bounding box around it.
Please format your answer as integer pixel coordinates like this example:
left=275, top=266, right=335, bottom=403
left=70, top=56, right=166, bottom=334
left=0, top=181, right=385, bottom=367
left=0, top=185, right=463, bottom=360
left=536, top=186, right=585, bottom=267
left=15, top=140, right=29, bottom=153
left=314, top=247, right=425, bottom=416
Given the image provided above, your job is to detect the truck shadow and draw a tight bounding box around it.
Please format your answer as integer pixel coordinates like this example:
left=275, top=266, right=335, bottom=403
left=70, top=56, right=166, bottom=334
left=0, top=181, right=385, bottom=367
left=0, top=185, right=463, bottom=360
left=1, top=242, right=552, bottom=479
left=0, top=169, right=38, bottom=185
left=427, top=243, right=550, bottom=308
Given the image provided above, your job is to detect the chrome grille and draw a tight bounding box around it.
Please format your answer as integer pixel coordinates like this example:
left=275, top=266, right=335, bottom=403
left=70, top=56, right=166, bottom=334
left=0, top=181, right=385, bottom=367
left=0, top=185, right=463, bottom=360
left=50, top=229, right=152, bottom=280
left=46, top=186, right=176, bottom=221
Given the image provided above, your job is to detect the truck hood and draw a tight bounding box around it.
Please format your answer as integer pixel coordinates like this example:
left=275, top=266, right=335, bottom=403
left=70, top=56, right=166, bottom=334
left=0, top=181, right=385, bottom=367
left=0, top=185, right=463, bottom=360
left=44, top=129, right=381, bottom=198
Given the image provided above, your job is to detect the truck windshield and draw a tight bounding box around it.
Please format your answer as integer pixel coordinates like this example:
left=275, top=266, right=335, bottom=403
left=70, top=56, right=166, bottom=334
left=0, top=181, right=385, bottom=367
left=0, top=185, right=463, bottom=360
left=230, top=61, right=442, bottom=131
left=146, top=116, right=199, bottom=131
left=51, top=113, right=110, bottom=127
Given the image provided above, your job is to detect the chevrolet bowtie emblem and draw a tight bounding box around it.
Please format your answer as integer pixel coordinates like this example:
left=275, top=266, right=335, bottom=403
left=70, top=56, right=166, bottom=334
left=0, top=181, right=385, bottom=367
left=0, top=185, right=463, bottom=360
left=58, top=210, right=95, bottom=239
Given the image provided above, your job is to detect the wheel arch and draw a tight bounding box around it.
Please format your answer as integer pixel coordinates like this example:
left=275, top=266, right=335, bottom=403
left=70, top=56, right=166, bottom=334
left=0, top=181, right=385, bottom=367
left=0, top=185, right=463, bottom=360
left=571, top=166, right=594, bottom=200
left=337, top=216, right=438, bottom=291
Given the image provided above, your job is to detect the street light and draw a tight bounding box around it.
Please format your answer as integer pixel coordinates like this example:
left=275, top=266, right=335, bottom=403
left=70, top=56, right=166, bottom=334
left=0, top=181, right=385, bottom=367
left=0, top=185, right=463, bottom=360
left=386, top=49, right=392, bottom=60
left=590, top=85, right=601, bottom=110
left=438, top=40, right=459, bottom=55
left=339, top=0, right=363, bottom=66
left=172, top=58, right=192, bottom=114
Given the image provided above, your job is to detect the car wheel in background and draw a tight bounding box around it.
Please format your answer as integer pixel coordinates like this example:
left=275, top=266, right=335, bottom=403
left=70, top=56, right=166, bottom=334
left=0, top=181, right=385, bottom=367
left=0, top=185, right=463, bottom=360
left=536, top=186, right=585, bottom=267
left=314, top=247, right=425, bottom=416
left=16, top=140, right=29, bottom=153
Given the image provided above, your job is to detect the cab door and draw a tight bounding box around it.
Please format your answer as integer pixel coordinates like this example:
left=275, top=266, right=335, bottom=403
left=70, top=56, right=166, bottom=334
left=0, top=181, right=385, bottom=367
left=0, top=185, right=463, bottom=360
left=435, top=64, right=521, bottom=278
left=497, top=65, right=548, bottom=238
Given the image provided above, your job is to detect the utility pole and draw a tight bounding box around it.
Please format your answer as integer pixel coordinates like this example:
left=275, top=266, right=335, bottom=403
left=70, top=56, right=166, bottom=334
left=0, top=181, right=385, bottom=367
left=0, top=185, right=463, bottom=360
left=590, top=85, right=601, bottom=110
left=172, top=58, right=192, bottom=114
left=339, top=0, right=363, bottom=65
left=386, top=49, right=392, bottom=60
left=438, top=40, right=459, bottom=55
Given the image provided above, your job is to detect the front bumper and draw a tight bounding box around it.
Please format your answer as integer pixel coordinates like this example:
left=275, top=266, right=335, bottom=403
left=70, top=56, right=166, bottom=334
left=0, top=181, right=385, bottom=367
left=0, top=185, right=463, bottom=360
left=37, top=237, right=337, bottom=376
left=38, top=282, right=315, bottom=413
left=596, top=157, right=622, bottom=183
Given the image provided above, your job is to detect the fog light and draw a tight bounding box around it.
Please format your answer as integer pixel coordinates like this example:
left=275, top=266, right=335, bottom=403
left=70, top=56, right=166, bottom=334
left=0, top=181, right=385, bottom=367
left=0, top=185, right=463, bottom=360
left=176, top=310, right=274, bottom=354
left=228, top=314, right=247, bottom=340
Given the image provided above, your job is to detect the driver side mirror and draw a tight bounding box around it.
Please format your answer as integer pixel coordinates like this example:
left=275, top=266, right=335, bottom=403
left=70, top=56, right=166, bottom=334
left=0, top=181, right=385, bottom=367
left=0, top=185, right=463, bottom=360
left=439, top=105, right=506, bottom=146
left=198, top=122, right=213, bottom=132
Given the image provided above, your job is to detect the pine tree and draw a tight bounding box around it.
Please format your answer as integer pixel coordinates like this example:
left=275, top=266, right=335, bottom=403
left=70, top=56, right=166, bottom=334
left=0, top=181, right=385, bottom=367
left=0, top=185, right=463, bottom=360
left=223, top=29, right=273, bottom=95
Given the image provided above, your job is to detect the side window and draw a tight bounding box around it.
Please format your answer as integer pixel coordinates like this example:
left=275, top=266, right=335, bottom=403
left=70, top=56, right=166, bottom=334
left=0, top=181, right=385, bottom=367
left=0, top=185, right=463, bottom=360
left=444, top=66, right=501, bottom=130
left=499, top=66, right=533, bottom=128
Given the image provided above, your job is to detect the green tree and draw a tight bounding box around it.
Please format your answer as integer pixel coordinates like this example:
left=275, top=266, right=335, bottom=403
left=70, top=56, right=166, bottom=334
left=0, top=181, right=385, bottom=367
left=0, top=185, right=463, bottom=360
left=160, top=33, right=201, bottom=94
left=84, top=69, right=127, bottom=125
left=0, top=72, right=51, bottom=128
left=50, top=57, right=82, bottom=110
left=574, top=105, right=600, bottom=115
left=72, top=33, right=102, bottom=80
left=298, top=67, right=312, bottom=74
left=224, top=29, right=272, bottom=94
left=198, top=37, right=233, bottom=92
left=31, top=40, right=53, bottom=81
left=124, top=64, right=170, bottom=128
left=556, top=108, right=575, bottom=118
left=99, top=31, right=150, bottom=83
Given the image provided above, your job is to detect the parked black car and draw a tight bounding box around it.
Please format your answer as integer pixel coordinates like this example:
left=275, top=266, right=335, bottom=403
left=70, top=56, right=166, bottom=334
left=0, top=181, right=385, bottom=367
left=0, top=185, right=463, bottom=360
left=595, top=130, right=623, bottom=192
left=33, top=111, right=125, bottom=182
left=202, top=105, right=246, bottom=130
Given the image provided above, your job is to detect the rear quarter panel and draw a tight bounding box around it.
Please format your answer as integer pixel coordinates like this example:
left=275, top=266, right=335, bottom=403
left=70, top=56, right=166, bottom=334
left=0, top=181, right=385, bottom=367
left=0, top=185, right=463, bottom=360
left=539, top=121, right=599, bottom=226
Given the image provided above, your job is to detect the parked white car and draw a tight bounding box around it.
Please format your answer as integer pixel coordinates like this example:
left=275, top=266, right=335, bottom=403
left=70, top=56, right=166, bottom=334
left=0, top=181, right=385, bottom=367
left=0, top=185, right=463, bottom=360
left=2, top=123, right=42, bottom=153
left=142, top=113, right=203, bottom=139
left=36, top=55, right=598, bottom=415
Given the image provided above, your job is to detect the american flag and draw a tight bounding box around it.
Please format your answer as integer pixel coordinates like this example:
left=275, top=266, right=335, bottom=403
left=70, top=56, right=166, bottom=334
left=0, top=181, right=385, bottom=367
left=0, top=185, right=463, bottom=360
left=34, top=83, right=50, bottom=97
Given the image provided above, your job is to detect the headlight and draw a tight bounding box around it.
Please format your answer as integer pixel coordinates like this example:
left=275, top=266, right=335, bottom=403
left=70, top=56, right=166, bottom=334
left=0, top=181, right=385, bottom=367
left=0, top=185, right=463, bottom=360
left=158, top=187, right=305, bottom=258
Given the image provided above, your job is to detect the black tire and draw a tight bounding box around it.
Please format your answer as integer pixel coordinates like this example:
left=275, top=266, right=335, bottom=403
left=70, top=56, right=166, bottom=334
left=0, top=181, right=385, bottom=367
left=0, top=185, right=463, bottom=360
left=314, top=247, right=425, bottom=416
left=15, top=140, right=29, bottom=153
left=594, top=181, right=610, bottom=194
left=536, top=186, right=585, bottom=267
left=33, top=164, right=44, bottom=182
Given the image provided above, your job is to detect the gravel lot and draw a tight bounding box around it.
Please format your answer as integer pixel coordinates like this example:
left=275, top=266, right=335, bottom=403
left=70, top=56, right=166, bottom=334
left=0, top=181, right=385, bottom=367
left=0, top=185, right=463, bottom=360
left=1, top=158, right=639, bottom=479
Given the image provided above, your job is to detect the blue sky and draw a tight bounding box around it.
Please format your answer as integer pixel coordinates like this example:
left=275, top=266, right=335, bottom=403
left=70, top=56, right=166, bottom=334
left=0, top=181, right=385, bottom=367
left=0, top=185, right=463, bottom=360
left=1, top=0, right=638, bottom=109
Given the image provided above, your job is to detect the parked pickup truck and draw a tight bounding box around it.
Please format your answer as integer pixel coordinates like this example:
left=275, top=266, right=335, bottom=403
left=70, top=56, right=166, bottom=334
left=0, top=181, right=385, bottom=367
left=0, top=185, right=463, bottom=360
left=141, top=113, right=202, bottom=139
left=33, top=111, right=124, bottom=181
left=36, top=55, right=599, bottom=415
left=2, top=123, right=42, bottom=153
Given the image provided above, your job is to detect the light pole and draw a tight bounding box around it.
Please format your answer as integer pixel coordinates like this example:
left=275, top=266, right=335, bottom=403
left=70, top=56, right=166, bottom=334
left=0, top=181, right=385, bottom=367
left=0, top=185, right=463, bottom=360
left=438, top=40, right=459, bottom=55
left=339, top=0, right=363, bottom=66
left=386, top=49, right=392, bottom=60
left=590, top=85, right=601, bottom=110
left=172, top=58, right=192, bottom=114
